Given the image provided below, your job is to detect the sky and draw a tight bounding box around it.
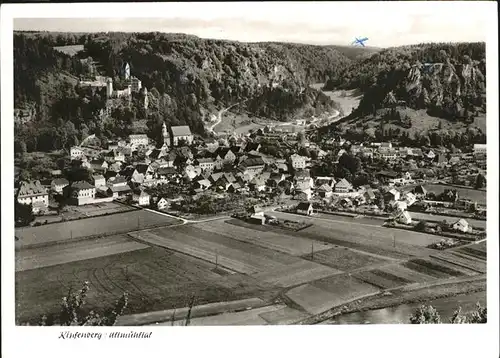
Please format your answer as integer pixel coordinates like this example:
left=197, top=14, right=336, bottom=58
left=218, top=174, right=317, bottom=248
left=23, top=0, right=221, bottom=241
left=12, top=2, right=490, bottom=48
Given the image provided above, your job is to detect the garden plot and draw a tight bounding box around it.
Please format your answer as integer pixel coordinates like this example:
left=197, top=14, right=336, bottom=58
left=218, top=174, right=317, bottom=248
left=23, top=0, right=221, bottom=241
left=199, top=220, right=334, bottom=256
left=301, top=247, right=391, bottom=271
left=430, top=252, right=487, bottom=273
left=251, top=260, right=340, bottom=288
left=379, top=264, right=439, bottom=284
left=258, top=306, right=310, bottom=325
left=403, top=258, right=467, bottom=279
left=287, top=274, right=379, bottom=315
left=16, top=235, right=149, bottom=272
left=454, top=246, right=487, bottom=261
left=353, top=270, right=412, bottom=290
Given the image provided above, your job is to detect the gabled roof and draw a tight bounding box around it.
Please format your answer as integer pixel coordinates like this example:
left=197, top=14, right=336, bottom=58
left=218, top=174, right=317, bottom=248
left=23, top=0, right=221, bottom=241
left=71, top=181, right=95, bottom=190
left=223, top=172, right=236, bottom=183
left=453, top=218, right=469, bottom=226
left=157, top=167, right=177, bottom=176
left=17, top=181, right=48, bottom=196
left=51, top=178, right=69, bottom=186
left=240, top=157, right=265, bottom=168
left=171, top=125, right=192, bottom=137
left=135, top=164, right=150, bottom=174
left=318, top=184, right=332, bottom=192
left=335, top=178, right=352, bottom=188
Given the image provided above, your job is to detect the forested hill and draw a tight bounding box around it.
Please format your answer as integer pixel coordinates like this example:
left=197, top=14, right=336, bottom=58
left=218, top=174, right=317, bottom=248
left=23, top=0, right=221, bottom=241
left=14, top=31, right=358, bottom=152
left=324, top=42, right=486, bottom=120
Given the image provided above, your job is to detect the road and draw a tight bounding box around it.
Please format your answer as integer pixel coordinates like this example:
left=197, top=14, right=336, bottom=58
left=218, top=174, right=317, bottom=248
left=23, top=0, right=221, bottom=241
left=208, top=100, right=248, bottom=135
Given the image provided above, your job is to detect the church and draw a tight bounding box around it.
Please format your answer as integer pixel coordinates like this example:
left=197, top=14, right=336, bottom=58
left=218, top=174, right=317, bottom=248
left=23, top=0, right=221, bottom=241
left=162, top=122, right=194, bottom=148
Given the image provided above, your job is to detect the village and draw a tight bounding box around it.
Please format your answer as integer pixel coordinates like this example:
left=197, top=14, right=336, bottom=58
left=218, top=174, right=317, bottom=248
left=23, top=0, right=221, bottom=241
left=15, top=77, right=488, bottom=246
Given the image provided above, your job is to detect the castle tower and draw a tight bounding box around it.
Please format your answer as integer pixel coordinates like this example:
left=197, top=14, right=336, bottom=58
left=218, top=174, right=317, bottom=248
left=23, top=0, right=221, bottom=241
left=143, top=87, right=149, bottom=109
left=106, top=78, right=113, bottom=98
left=122, top=62, right=131, bottom=81
left=162, top=122, right=170, bottom=148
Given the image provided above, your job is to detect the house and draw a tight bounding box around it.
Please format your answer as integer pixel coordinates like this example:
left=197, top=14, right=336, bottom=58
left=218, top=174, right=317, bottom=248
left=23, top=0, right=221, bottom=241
left=315, top=176, right=335, bottom=187
left=267, top=173, right=285, bottom=187
left=223, top=172, right=236, bottom=183
left=380, top=142, right=392, bottom=149
left=294, top=169, right=311, bottom=182
left=334, top=178, right=353, bottom=193
left=397, top=211, right=412, bottom=225
left=363, top=189, right=376, bottom=203
left=413, top=185, right=427, bottom=197
left=336, top=149, right=347, bottom=162
left=133, top=190, right=150, bottom=206
left=70, top=146, right=84, bottom=159
left=156, top=197, right=168, bottom=210
left=89, top=159, right=108, bottom=173
left=147, top=148, right=165, bottom=161
left=16, top=180, right=49, bottom=214
left=385, top=189, right=401, bottom=202
left=294, top=181, right=313, bottom=201
left=244, top=142, right=261, bottom=153
left=170, top=126, right=193, bottom=146
left=107, top=184, right=132, bottom=199
left=296, top=202, right=313, bottom=216
left=379, top=148, right=398, bottom=161
left=195, top=157, right=216, bottom=172
left=317, top=184, right=333, bottom=198
left=104, top=149, right=125, bottom=162
left=454, top=198, right=477, bottom=211
left=215, top=148, right=236, bottom=169
left=92, top=174, right=106, bottom=188
left=391, top=200, right=408, bottom=212
left=249, top=205, right=264, bottom=217
left=403, top=192, right=417, bottom=206
left=289, top=154, right=307, bottom=169
left=184, top=165, right=201, bottom=181
left=51, top=178, right=69, bottom=194
left=156, top=167, right=177, bottom=180
left=70, top=181, right=96, bottom=206
left=249, top=176, right=267, bottom=192
left=473, top=144, right=487, bottom=158
left=239, top=157, right=265, bottom=177
left=425, top=150, right=436, bottom=160
left=129, top=134, right=149, bottom=149
left=452, top=219, right=471, bottom=233
left=227, top=182, right=242, bottom=193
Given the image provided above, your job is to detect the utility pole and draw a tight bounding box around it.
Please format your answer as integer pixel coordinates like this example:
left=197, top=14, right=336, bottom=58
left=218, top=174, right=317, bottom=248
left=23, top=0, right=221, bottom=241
left=137, top=217, right=140, bottom=230
left=393, top=234, right=396, bottom=248
left=215, top=252, right=218, bottom=269
left=311, top=242, right=314, bottom=261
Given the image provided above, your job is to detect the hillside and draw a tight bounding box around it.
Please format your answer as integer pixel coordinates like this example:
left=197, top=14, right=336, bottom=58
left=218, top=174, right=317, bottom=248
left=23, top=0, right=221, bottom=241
left=14, top=31, right=355, bottom=152
left=320, top=42, right=487, bottom=144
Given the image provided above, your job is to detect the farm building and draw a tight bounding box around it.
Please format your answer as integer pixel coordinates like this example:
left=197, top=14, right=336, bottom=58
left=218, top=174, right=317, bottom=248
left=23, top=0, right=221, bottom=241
left=16, top=180, right=49, bottom=214
left=334, top=178, right=353, bottom=193
left=397, top=211, right=412, bottom=224
left=51, top=178, right=69, bottom=194
left=156, top=197, right=168, bottom=210
left=452, top=219, right=471, bottom=233
left=133, top=190, right=150, bottom=206
left=317, top=184, right=333, bottom=198
left=296, top=202, right=313, bottom=216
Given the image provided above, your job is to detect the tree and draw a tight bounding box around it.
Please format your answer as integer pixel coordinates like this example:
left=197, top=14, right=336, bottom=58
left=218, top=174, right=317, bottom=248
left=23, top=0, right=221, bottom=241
left=338, top=153, right=361, bottom=176
left=415, top=220, right=428, bottom=232
left=410, top=303, right=486, bottom=324
left=37, top=281, right=128, bottom=326
left=15, top=201, right=35, bottom=227
left=409, top=305, right=441, bottom=324
left=474, top=173, right=486, bottom=189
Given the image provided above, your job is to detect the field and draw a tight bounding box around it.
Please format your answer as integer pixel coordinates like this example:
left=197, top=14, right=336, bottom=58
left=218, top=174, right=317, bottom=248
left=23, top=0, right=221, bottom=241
left=16, top=209, right=487, bottom=325
left=286, top=274, right=380, bottom=315
left=15, top=210, right=182, bottom=248
left=15, top=245, right=278, bottom=324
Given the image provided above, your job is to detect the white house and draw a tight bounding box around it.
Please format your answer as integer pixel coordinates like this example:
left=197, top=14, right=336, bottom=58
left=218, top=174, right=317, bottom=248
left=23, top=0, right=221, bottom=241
left=16, top=180, right=49, bottom=214
left=334, top=178, right=353, bottom=193
left=290, top=154, right=307, bottom=169
left=452, top=219, right=471, bottom=233
left=133, top=190, right=150, bottom=206
left=196, top=158, right=216, bottom=172
left=473, top=144, right=487, bottom=158
left=157, top=197, right=168, bottom=210
left=71, top=181, right=96, bottom=206
left=51, top=178, right=69, bottom=194
left=385, top=189, right=401, bottom=202
left=92, top=174, right=106, bottom=188
left=397, top=211, right=412, bottom=225
left=70, top=146, right=84, bottom=160
left=170, top=126, right=194, bottom=146
left=129, top=134, right=149, bottom=149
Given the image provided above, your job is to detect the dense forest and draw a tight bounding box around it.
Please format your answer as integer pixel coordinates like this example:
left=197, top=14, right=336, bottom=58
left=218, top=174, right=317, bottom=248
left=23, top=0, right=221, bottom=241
left=14, top=31, right=354, bottom=153
left=324, top=42, right=486, bottom=119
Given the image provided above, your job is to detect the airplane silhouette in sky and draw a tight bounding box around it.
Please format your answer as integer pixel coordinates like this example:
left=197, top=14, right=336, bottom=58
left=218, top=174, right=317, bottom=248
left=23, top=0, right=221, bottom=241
left=352, top=37, right=369, bottom=47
